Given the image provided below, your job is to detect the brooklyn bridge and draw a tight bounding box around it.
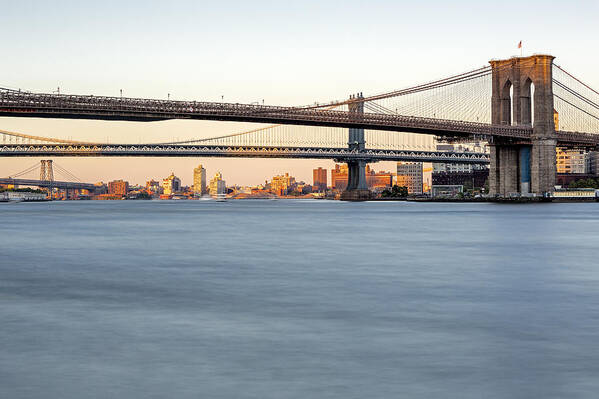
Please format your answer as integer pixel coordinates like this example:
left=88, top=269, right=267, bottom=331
left=1, top=54, right=598, bottom=199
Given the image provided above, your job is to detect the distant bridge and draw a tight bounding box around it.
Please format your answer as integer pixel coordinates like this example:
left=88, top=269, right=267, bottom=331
left=0, top=178, right=95, bottom=191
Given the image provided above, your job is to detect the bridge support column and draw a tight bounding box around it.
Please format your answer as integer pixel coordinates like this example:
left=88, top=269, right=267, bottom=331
left=531, top=139, right=557, bottom=194
left=519, top=145, right=531, bottom=194
left=489, top=54, right=556, bottom=197
left=340, top=93, right=372, bottom=201
left=489, top=142, right=530, bottom=196
left=340, top=160, right=371, bottom=201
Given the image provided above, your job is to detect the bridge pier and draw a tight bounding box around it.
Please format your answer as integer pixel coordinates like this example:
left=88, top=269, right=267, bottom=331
left=489, top=55, right=556, bottom=197
left=340, top=160, right=371, bottom=201
left=489, top=143, right=531, bottom=196
left=340, top=93, right=372, bottom=201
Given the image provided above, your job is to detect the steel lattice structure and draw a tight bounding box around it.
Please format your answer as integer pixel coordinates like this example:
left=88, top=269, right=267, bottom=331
left=0, top=143, right=490, bottom=163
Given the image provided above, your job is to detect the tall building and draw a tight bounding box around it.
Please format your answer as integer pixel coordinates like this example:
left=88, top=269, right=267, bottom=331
left=209, top=172, right=226, bottom=195
left=313, top=167, right=327, bottom=192
left=162, top=173, right=181, bottom=195
left=193, top=164, right=207, bottom=196
left=108, top=180, right=129, bottom=196
left=271, top=173, right=296, bottom=196
left=396, top=162, right=423, bottom=195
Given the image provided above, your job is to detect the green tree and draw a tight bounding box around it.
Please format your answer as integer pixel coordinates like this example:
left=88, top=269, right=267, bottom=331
left=381, top=185, right=408, bottom=198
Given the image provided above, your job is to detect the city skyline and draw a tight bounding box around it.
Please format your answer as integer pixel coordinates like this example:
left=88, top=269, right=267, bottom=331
left=1, top=0, right=597, bottom=185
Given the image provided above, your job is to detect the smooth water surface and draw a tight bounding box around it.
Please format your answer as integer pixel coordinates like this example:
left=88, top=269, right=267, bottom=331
left=1, top=200, right=599, bottom=398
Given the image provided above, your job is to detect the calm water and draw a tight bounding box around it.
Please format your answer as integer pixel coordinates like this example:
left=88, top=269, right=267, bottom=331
left=1, top=200, right=599, bottom=398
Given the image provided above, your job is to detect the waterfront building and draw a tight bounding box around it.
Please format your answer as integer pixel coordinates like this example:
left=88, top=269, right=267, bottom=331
left=434, top=143, right=489, bottom=174
left=432, top=169, right=489, bottom=189
left=556, top=148, right=587, bottom=174
left=193, top=164, right=207, bottom=196
left=586, top=151, right=599, bottom=176
left=271, top=173, right=296, bottom=196
left=331, top=164, right=349, bottom=191
left=396, top=162, right=423, bottom=195
left=209, top=172, right=226, bottom=195
left=162, top=173, right=181, bottom=195
left=92, top=182, right=107, bottom=195
left=331, top=164, right=393, bottom=191
left=145, top=180, right=162, bottom=195
left=552, top=110, right=587, bottom=174
left=366, top=166, right=393, bottom=190
left=295, top=183, right=313, bottom=195
left=313, top=167, right=327, bottom=192
left=108, top=180, right=129, bottom=196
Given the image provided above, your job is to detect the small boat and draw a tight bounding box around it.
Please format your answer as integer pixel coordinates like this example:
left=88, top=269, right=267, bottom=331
left=214, top=193, right=227, bottom=202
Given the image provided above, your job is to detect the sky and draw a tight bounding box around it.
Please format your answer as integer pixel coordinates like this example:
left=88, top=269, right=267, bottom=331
left=1, top=0, right=597, bottom=186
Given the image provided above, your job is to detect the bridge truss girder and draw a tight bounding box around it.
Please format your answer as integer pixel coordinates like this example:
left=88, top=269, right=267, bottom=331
left=0, top=144, right=490, bottom=164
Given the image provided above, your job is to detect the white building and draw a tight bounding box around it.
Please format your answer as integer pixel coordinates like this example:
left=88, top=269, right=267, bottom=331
left=556, top=148, right=587, bottom=174
left=396, top=162, right=423, bottom=195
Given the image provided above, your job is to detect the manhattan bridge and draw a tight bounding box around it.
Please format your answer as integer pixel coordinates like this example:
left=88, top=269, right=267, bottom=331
left=1, top=54, right=598, bottom=199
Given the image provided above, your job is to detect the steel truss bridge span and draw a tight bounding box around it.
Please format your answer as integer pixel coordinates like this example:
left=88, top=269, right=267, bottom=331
left=1, top=91, right=597, bottom=147
left=0, top=178, right=95, bottom=190
left=0, top=95, right=524, bottom=138
left=0, top=144, right=490, bottom=164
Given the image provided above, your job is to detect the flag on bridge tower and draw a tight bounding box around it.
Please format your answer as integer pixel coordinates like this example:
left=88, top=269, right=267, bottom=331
left=518, top=40, right=522, bottom=56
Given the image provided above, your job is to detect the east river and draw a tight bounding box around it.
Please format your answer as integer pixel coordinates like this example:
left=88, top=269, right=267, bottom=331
left=2, top=200, right=599, bottom=398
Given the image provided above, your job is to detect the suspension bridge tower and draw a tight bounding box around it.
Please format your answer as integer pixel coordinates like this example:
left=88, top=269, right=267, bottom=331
left=339, top=93, right=372, bottom=201
left=40, top=160, right=54, bottom=198
left=489, top=54, right=557, bottom=197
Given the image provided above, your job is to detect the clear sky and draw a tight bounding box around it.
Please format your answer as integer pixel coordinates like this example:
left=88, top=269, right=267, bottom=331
left=1, top=0, right=597, bottom=185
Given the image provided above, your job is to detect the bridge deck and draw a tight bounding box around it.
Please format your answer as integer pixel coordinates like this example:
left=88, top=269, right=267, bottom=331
left=1, top=90, right=596, bottom=146
left=0, top=144, right=491, bottom=163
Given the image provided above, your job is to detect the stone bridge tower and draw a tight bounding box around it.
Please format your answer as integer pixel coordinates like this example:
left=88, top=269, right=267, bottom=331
left=489, top=54, right=556, bottom=196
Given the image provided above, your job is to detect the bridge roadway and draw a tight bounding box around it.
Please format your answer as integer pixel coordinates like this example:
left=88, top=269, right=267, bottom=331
left=0, top=143, right=491, bottom=163
left=1, top=89, right=597, bottom=146
left=0, top=178, right=96, bottom=190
